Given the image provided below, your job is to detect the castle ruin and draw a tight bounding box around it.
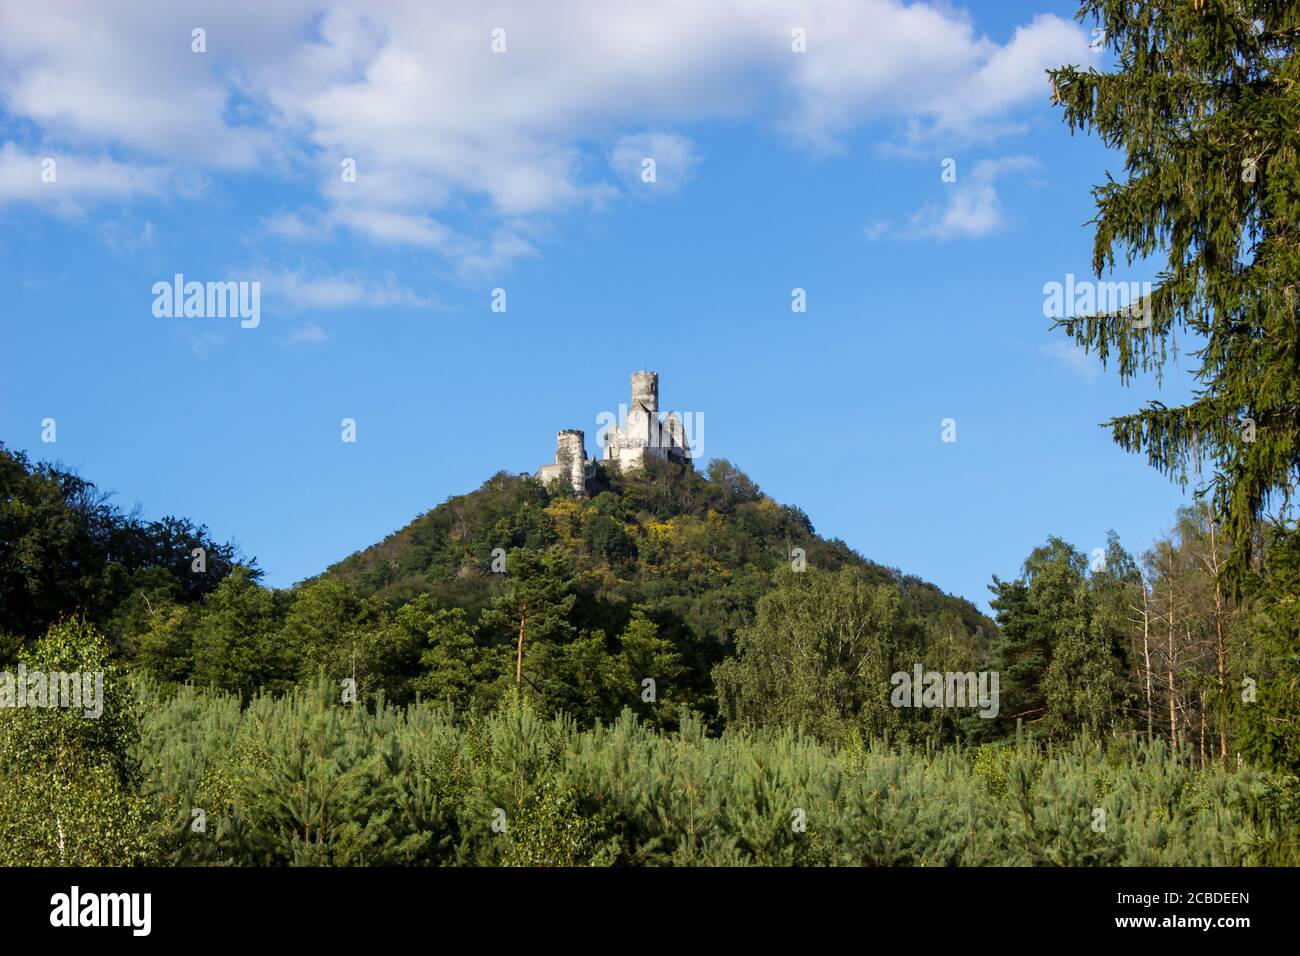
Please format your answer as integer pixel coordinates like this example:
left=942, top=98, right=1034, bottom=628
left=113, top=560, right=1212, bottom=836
left=537, top=371, right=693, bottom=494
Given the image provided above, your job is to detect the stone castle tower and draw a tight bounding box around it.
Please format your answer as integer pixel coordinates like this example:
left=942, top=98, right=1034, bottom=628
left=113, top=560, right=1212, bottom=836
left=536, top=371, right=693, bottom=494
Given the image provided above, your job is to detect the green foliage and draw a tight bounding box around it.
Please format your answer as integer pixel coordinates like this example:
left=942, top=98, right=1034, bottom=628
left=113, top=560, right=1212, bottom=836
left=190, top=567, right=293, bottom=699
left=583, top=513, right=637, bottom=565
left=988, top=536, right=1134, bottom=739
left=8, top=445, right=998, bottom=736
left=615, top=609, right=687, bottom=729
left=119, top=684, right=1300, bottom=867
left=319, top=460, right=994, bottom=678
left=406, top=600, right=508, bottom=712
left=1237, top=527, right=1300, bottom=775
left=0, top=443, right=251, bottom=646
left=1049, top=1, right=1300, bottom=580
left=130, top=602, right=195, bottom=685
left=714, top=567, right=922, bottom=742
left=0, top=620, right=155, bottom=865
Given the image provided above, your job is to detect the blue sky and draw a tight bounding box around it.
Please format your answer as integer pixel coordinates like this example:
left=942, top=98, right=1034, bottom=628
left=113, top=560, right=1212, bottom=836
left=0, top=0, right=1199, bottom=611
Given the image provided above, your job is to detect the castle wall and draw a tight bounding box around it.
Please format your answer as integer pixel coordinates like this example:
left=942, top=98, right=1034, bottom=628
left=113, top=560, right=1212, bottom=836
left=556, top=430, right=586, bottom=492
left=539, top=372, right=691, bottom=491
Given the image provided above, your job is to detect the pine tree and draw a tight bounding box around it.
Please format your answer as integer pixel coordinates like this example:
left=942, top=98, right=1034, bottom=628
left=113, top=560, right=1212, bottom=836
left=405, top=600, right=493, bottom=712
left=988, top=575, right=1045, bottom=730
left=481, top=547, right=576, bottom=688
left=1049, top=1, right=1300, bottom=580
left=616, top=609, right=687, bottom=729
left=1236, top=527, right=1300, bottom=774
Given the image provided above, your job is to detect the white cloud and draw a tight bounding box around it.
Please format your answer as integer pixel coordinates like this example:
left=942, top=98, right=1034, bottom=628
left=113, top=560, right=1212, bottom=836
left=0, top=1, right=1096, bottom=257
left=0, top=1, right=306, bottom=169
left=329, top=207, right=453, bottom=249
left=862, top=218, right=891, bottom=241
left=963, top=16, right=1093, bottom=122
left=0, top=143, right=174, bottom=215
left=1043, top=340, right=1099, bottom=382
left=452, top=228, right=540, bottom=277
left=98, top=218, right=156, bottom=254
left=262, top=210, right=319, bottom=241
left=901, top=155, right=1039, bottom=240
left=286, top=323, right=330, bottom=345
left=258, top=269, right=431, bottom=310
left=609, top=132, right=700, bottom=193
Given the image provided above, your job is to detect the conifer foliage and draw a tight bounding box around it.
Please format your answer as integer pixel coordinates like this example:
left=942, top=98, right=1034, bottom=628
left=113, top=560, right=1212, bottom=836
left=126, top=683, right=1298, bottom=867
left=1050, top=0, right=1300, bottom=575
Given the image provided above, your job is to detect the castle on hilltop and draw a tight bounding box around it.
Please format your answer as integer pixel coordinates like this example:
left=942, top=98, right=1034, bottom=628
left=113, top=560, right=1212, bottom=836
left=537, top=371, right=693, bottom=495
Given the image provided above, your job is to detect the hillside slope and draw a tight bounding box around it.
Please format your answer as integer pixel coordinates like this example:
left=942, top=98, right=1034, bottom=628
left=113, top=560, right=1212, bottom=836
left=321, top=456, right=994, bottom=654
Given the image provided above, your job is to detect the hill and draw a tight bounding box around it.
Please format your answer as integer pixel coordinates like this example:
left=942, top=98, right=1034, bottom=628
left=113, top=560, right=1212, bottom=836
left=321, top=456, right=994, bottom=656
left=2, top=441, right=995, bottom=731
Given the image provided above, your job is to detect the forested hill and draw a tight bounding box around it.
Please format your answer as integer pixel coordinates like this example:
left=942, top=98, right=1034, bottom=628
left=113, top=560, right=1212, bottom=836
left=320, top=456, right=994, bottom=652
left=2, top=440, right=992, bottom=730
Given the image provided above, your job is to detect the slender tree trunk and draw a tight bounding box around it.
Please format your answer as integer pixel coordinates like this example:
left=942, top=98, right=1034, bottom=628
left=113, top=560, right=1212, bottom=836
left=1166, top=565, right=1178, bottom=748
left=1141, top=585, right=1154, bottom=741
left=1198, top=689, right=1207, bottom=767
left=515, top=602, right=527, bottom=685
left=1210, top=517, right=1229, bottom=762
left=55, top=734, right=66, bottom=864
left=1214, top=591, right=1228, bottom=760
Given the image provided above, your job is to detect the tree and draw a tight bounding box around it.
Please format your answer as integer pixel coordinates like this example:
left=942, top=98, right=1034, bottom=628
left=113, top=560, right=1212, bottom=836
left=988, top=576, right=1048, bottom=730
left=616, top=609, right=686, bottom=727
left=1171, top=503, right=1240, bottom=760
left=1049, top=1, right=1300, bottom=580
left=481, top=547, right=576, bottom=688
left=277, top=578, right=413, bottom=701
left=0, top=443, right=251, bottom=644
left=989, top=538, right=1084, bottom=731
left=0, top=620, right=154, bottom=865
left=403, top=599, right=504, bottom=712
left=583, top=513, right=637, bottom=565
left=1236, top=527, right=1300, bottom=774
left=1086, top=532, right=1144, bottom=732
left=713, top=567, right=918, bottom=742
left=989, top=537, right=1132, bottom=739
left=132, top=601, right=196, bottom=685
left=191, top=567, right=292, bottom=699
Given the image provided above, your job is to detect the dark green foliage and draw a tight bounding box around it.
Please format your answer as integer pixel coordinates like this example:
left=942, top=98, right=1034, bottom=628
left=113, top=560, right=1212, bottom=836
left=1236, top=527, right=1300, bottom=775
left=987, top=536, right=1135, bottom=739
left=319, top=470, right=550, bottom=615
left=190, top=568, right=293, bottom=699
left=583, top=513, right=637, bottom=565
left=313, top=458, right=993, bottom=726
left=406, top=600, right=507, bottom=712
left=127, top=685, right=1300, bottom=867
left=0, top=443, right=251, bottom=649
left=280, top=578, right=419, bottom=705
left=1049, top=1, right=1300, bottom=581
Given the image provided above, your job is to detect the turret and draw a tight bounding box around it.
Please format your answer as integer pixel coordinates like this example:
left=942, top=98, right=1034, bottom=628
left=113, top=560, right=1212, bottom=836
left=556, top=430, right=586, bottom=493
left=630, top=371, right=658, bottom=413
